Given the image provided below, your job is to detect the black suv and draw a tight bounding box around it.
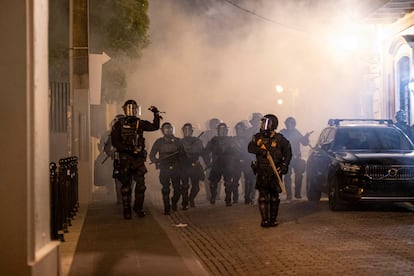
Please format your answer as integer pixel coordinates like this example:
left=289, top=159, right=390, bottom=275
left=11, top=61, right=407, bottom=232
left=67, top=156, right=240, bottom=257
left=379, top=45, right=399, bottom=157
left=306, top=119, right=414, bottom=210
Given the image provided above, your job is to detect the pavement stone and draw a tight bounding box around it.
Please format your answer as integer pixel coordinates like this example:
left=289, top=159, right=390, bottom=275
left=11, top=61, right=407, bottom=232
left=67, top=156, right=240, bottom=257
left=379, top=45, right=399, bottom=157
left=66, top=177, right=414, bottom=276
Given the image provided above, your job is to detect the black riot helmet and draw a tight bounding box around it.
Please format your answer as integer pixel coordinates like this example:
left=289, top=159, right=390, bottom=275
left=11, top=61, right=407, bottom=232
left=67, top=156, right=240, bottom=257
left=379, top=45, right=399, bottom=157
left=261, top=114, right=278, bottom=132
left=217, top=122, right=229, bottom=137
left=161, top=122, right=174, bottom=137
left=182, top=123, right=193, bottom=137
left=235, top=120, right=250, bottom=137
left=395, top=110, right=407, bottom=123
left=209, top=118, right=221, bottom=130
left=122, top=99, right=141, bottom=117
left=250, top=112, right=263, bottom=128
left=284, top=116, right=296, bottom=129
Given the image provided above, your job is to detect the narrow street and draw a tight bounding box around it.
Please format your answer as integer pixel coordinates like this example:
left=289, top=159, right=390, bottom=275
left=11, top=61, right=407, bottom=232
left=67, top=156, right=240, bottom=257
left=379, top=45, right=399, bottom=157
left=147, top=181, right=414, bottom=275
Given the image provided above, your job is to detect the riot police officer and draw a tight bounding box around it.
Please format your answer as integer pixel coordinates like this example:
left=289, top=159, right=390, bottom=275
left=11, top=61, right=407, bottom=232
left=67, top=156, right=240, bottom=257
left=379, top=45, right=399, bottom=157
left=280, top=116, right=313, bottom=200
left=247, top=112, right=263, bottom=137
left=199, top=118, right=222, bottom=201
left=180, top=123, right=208, bottom=208
left=149, top=122, right=185, bottom=214
left=111, top=100, right=161, bottom=219
left=248, top=114, right=292, bottom=227
left=395, top=110, right=413, bottom=140
left=205, top=122, right=238, bottom=206
left=103, top=114, right=124, bottom=204
left=234, top=120, right=256, bottom=204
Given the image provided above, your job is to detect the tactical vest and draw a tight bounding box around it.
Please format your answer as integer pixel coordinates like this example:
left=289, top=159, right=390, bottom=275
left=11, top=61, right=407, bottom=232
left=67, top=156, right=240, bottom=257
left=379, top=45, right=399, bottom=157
left=120, top=117, right=145, bottom=152
left=256, top=133, right=283, bottom=166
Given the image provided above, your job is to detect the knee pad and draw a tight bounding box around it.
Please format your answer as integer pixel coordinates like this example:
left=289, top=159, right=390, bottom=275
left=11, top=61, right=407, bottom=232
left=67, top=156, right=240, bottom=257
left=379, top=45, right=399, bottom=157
left=258, top=196, right=267, bottom=204
left=270, top=195, right=280, bottom=205
left=121, top=186, right=131, bottom=194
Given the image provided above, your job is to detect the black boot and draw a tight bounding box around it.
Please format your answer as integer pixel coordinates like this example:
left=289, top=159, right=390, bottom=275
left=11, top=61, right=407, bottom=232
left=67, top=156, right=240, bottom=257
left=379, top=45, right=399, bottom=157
left=123, top=209, right=132, bottom=220
left=181, top=185, right=189, bottom=210
left=122, top=193, right=132, bottom=220
left=210, top=182, right=217, bottom=205
left=224, top=183, right=232, bottom=206
left=133, top=192, right=146, bottom=217
left=269, top=196, right=280, bottom=227
left=162, top=193, right=171, bottom=215
left=123, top=205, right=132, bottom=220
left=133, top=202, right=146, bottom=217
left=258, top=195, right=269, bottom=227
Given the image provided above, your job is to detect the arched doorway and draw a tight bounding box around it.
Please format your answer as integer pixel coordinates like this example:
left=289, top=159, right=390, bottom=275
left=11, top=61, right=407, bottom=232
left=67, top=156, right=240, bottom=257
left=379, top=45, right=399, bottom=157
left=396, top=56, right=411, bottom=124
left=389, top=36, right=414, bottom=125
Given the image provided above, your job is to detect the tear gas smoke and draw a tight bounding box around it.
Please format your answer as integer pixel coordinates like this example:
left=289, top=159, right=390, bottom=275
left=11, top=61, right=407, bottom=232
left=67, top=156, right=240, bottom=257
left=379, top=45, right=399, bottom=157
left=123, top=0, right=379, bottom=149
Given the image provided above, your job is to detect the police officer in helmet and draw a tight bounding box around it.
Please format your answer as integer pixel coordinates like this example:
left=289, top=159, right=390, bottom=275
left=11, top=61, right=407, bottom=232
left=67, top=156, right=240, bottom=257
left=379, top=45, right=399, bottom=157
left=149, top=122, right=185, bottom=214
left=234, top=120, right=256, bottom=204
left=111, top=100, right=161, bottom=219
left=280, top=116, right=313, bottom=200
left=248, top=114, right=292, bottom=227
left=205, top=122, right=238, bottom=206
left=180, top=123, right=208, bottom=208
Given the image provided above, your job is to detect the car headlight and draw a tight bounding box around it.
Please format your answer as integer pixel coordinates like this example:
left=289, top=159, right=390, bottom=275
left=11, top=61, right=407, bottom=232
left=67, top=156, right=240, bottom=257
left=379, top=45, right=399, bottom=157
left=340, top=163, right=361, bottom=173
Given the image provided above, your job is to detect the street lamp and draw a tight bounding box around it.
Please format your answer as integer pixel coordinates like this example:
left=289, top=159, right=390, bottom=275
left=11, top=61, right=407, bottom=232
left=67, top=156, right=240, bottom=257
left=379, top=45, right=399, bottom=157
left=275, top=84, right=284, bottom=105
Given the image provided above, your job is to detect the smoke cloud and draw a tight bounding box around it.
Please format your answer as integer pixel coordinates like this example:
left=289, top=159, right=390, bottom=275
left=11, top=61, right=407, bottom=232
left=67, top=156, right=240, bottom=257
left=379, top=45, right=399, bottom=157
left=124, top=0, right=378, bottom=147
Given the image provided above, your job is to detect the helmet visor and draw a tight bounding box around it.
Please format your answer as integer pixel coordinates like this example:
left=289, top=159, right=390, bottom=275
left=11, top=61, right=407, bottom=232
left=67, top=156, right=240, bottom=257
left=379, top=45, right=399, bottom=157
left=183, top=126, right=193, bottom=137
left=124, top=104, right=140, bottom=116
left=217, top=126, right=228, bottom=137
left=162, top=125, right=174, bottom=136
left=260, top=118, right=273, bottom=131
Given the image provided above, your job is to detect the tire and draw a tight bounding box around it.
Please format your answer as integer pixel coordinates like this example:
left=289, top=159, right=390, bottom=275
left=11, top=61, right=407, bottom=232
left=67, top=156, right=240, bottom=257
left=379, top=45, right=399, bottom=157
left=328, top=177, right=345, bottom=211
left=307, top=175, right=321, bottom=202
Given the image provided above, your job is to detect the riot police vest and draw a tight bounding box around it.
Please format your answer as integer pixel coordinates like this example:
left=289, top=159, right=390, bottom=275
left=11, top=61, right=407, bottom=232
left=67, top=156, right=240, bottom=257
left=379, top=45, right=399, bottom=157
left=120, top=117, right=145, bottom=152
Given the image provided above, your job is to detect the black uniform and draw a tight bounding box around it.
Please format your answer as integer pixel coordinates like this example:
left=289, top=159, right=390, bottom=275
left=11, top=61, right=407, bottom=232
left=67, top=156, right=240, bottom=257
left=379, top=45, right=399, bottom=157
left=248, top=114, right=292, bottom=227
left=181, top=125, right=208, bottom=208
left=279, top=117, right=312, bottom=200
left=395, top=110, right=413, bottom=140
left=205, top=123, right=238, bottom=206
left=149, top=123, right=185, bottom=214
left=111, top=102, right=160, bottom=219
left=233, top=121, right=256, bottom=204
left=199, top=118, right=222, bottom=201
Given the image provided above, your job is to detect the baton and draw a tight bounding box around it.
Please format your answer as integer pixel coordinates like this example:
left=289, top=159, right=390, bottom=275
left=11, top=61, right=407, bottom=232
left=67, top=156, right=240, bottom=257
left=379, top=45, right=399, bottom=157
left=266, top=151, right=286, bottom=193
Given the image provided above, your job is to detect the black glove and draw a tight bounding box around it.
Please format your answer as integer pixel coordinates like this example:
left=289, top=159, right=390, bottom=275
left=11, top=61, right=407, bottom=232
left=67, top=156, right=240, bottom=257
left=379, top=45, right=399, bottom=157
left=261, top=149, right=268, bottom=157
left=279, top=163, right=288, bottom=175
left=148, top=106, right=160, bottom=114
left=149, top=106, right=163, bottom=120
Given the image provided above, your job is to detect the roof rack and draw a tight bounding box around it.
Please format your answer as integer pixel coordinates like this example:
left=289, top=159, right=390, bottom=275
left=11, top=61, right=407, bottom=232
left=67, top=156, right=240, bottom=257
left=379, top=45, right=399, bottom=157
left=327, top=119, right=394, bottom=126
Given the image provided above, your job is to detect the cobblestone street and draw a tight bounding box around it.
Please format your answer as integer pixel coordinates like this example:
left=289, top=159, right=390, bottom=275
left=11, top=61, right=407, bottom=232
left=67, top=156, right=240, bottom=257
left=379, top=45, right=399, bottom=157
left=148, top=183, right=414, bottom=276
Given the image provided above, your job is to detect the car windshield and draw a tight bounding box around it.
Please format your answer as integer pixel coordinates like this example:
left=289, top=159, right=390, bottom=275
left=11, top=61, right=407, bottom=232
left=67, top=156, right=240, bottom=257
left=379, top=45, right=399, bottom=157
left=333, top=127, right=414, bottom=151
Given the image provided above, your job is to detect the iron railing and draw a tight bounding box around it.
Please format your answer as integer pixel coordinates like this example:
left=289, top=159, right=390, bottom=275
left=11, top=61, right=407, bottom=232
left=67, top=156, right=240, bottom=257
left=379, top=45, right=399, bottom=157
left=50, top=156, right=79, bottom=241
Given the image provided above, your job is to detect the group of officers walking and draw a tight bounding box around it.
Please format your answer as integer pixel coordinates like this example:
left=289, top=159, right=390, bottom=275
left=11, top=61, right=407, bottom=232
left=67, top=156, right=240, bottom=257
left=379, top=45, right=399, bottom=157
left=106, top=99, right=312, bottom=227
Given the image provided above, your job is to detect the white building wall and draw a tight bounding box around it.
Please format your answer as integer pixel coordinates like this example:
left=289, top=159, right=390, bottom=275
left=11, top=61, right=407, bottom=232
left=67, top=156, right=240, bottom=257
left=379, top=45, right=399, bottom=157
left=0, top=1, right=60, bottom=275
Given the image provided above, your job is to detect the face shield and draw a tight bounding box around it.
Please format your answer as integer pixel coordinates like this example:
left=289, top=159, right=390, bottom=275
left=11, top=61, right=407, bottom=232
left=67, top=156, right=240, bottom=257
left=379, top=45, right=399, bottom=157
left=260, top=117, right=271, bottom=132
left=217, top=124, right=228, bottom=137
left=123, top=103, right=141, bottom=117
left=235, top=124, right=246, bottom=137
left=162, top=124, right=174, bottom=137
left=182, top=124, right=193, bottom=137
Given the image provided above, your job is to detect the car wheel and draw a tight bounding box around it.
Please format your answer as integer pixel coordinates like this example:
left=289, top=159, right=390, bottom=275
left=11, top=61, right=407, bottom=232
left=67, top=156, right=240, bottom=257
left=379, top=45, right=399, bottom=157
left=307, top=175, right=321, bottom=202
left=328, top=177, right=344, bottom=211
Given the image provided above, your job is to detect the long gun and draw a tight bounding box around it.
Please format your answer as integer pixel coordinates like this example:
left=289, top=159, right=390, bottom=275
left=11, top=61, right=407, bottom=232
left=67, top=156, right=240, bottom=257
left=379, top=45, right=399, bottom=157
left=266, top=151, right=286, bottom=193
left=149, top=151, right=180, bottom=165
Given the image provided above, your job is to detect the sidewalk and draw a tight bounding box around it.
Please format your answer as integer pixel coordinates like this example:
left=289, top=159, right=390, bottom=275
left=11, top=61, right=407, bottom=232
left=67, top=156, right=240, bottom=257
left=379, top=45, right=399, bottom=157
left=63, top=185, right=209, bottom=276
